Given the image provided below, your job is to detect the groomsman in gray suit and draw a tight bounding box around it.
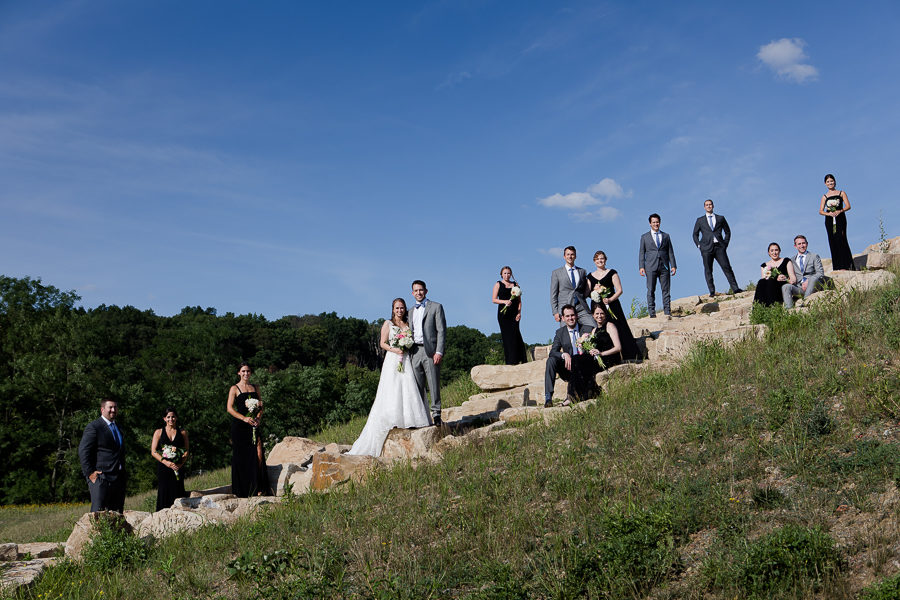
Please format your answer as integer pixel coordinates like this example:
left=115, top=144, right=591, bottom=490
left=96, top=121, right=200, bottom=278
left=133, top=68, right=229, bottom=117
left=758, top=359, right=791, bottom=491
left=638, top=213, right=677, bottom=318
left=692, top=199, right=742, bottom=296
left=550, top=246, right=595, bottom=331
left=782, top=235, right=824, bottom=308
left=409, top=280, right=446, bottom=425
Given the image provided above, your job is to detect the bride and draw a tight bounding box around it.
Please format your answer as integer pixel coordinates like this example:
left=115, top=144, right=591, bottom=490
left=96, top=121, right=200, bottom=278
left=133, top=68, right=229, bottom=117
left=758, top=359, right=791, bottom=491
left=347, top=298, right=432, bottom=456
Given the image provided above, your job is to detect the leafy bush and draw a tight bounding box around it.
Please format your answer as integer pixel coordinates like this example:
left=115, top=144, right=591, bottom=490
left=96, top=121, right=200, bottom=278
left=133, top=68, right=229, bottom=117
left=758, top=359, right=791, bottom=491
left=735, top=525, right=843, bottom=598
left=81, top=516, right=150, bottom=572
left=565, top=502, right=679, bottom=598
left=859, top=571, right=900, bottom=600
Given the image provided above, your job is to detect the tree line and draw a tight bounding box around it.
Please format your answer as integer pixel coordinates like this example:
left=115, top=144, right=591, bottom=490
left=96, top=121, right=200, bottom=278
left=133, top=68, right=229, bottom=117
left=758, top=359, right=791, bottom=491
left=0, top=275, right=505, bottom=505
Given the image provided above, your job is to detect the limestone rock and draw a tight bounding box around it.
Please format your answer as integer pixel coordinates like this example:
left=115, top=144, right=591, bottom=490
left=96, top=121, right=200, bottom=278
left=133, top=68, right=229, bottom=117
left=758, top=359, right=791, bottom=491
left=382, top=426, right=447, bottom=460
left=189, top=484, right=231, bottom=498
left=267, top=436, right=324, bottom=466
left=310, top=451, right=381, bottom=491
left=174, top=494, right=238, bottom=511
left=287, top=467, right=313, bottom=495
left=65, top=511, right=134, bottom=560
left=0, top=543, right=16, bottom=561
left=862, top=252, right=900, bottom=270
left=267, top=462, right=303, bottom=495
left=322, top=442, right=351, bottom=455
left=0, top=558, right=57, bottom=590
left=863, top=236, right=900, bottom=254
left=471, top=361, right=547, bottom=391
left=829, top=269, right=896, bottom=292
left=670, top=295, right=701, bottom=315
left=533, top=345, right=550, bottom=360
left=649, top=325, right=765, bottom=362
left=499, top=405, right=570, bottom=424
left=137, top=507, right=237, bottom=540
left=232, top=496, right=279, bottom=518
left=123, top=510, right=151, bottom=531
left=16, top=543, right=63, bottom=560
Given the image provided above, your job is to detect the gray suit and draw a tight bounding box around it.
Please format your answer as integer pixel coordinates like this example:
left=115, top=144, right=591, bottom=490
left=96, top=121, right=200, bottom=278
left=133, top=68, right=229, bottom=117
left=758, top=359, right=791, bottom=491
left=782, top=252, right=824, bottom=307
left=78, top=417, right=127, bottom=512
left=692, top=213, right=740, bottom=294
left=550, top=265, right=595, bottom=330
left=409, top=299, right=446, bottom=418
left=638, top=230, right=677, bottom=315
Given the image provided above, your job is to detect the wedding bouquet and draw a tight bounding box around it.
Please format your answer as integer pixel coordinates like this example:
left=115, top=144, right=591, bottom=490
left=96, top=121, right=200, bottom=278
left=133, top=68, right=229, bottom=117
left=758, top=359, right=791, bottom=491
left=764, top=266, right=782, bottom=280
left=576, top=333, right=606, bottom=368
left=590, top=285, right=617, bottom=319
left=390, top=329, right=414, bottom=372
left=501, top=285, right=522, bottom=314
left=245, top=397, right=261, bottom=444
left=161, top=444, right=185, bottom=480
left=825, top=197, right=842, bottom=233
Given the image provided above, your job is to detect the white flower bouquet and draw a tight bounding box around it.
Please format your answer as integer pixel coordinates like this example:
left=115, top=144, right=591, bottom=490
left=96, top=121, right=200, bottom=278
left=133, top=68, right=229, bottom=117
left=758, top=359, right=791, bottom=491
left=501, top=285, right=522, bottom=314
left=161, top=444, right=185, bottom=479
left=389, top=328, right=414, bottom=371
left=245, top=397, right=261, bottom=444
left=825, top=197, right=842, bottom=233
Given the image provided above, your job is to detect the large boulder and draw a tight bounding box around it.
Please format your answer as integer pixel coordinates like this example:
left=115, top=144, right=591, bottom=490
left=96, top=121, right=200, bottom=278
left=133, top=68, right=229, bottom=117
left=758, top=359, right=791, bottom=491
left=381, top=426, right=447, bottom=460
left=863, top=236, right=900, bottom=254
left=137, top=507, right=238, bottom=540
left=16, top=542, right=64, bottom=559
left=267, top=436, right=324, bottom=466
left=828, top=269, right=896, bottom=292
left=287, top=468, right=314, bottom=495
left=267, top=462, right=303, bottom=496
left=648, top=325, right=765, bottom=362
left=309, top=451, right=380, bottom=491
left=471, top=361, right=547, bottom=391
left=232, top=496, right=279, bottom=518
left=65, top=511, right=134, bottom=560
left=0, top=543, right=16, bottom=561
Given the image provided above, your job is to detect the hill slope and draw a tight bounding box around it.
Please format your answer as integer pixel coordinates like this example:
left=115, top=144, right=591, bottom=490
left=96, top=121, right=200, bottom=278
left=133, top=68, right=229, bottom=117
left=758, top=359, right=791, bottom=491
left=10, top=271, right=900, bottom=600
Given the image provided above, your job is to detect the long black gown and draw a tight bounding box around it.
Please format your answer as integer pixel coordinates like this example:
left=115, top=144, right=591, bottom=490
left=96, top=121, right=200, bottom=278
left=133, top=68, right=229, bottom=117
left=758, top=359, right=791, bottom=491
left=591, top=323, right=623, bottom=370
left=231, top=386, right=272, bottom=497
left=496, top=281, right=527, bottom=365
left=586, top=270, right=639, bottom=361
left=824, top=193, right=856, bottom=270
left=154, top=428, right=187, bottom=511
left=753, top=258, right=791, bottom=306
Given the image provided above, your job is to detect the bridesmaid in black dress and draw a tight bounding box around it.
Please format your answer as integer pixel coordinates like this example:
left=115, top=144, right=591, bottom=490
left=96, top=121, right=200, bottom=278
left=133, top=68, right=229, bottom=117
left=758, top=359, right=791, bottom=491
left=588, top=304, right=623, bottom=368
left=150, top=407, right=189, bottom=511
left=819, top=173, right=856, bottom=270
left=753, top=242, right=796, bottom=306
left=585, top=251, right=639, bottom=361
left=226, top=362, right=272, bottom=497
left=491, top=266, right=527, bottom=365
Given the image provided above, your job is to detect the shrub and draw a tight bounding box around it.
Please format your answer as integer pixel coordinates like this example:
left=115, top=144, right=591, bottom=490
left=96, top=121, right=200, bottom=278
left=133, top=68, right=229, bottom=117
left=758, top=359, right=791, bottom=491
left=735, top=525, right=843, bottom=598
left=859, top=571, right=900, bottom=600
left=81, top=515, right=150, bottom=572
left=751, top=486, right=787, bottom=510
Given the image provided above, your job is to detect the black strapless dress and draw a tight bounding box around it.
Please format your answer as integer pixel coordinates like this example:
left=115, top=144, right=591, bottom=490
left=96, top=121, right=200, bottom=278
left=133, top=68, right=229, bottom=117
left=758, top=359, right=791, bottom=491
left=586, top=270, right=639, bottom=361
left=824, top=193, right=856, bottom=270
left=154, top=428, right=187, bottom=511
left=753, top=258, right=791, bottom=306
left=496, top=281, right=526, bottom=365
left=231, top=386, right=272, bottom=497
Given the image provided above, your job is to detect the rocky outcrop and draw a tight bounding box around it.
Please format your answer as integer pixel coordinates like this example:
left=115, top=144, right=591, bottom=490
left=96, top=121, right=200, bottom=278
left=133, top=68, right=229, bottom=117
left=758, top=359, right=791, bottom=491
left=65, top=511, right=135, bottom=560
left=310, top=451, right=383, bottom=491
left=267, top=436, right=324, bottom=466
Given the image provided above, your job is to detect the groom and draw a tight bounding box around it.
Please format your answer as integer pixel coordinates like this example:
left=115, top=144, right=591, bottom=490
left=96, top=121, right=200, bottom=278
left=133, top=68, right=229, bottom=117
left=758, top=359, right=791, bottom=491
left=409, top=280, right=446, bottom=426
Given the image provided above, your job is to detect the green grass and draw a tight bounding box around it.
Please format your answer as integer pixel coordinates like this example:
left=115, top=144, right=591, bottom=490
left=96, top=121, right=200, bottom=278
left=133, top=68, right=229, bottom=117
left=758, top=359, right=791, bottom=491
left=5, top=270, right=900, bottom=599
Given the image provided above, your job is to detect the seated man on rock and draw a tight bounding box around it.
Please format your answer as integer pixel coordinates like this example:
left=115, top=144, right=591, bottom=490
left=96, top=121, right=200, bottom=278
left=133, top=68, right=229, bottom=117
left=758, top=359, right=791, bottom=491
left=782, top=234, right=825, bottom=308
left=544, top=305, right=600, bottom=407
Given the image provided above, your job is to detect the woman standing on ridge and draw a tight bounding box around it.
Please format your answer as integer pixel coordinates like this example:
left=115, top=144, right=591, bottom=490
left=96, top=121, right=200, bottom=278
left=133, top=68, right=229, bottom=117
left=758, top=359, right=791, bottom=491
left=491, top=266, right=526, bottom=365
left=819, top=173, right=856, bottom=270
left=150, top=407, right=189, bottom=511
left=226, top=362, right=271, bottom=497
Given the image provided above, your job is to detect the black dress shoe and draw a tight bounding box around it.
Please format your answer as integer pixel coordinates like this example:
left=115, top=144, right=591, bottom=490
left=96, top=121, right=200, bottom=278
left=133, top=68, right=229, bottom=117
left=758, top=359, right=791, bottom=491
left=733, top=288, right=744, bottom=294
left=649, top=313, right=657, bottom=318
left=432, top=415, right=442, bottom=426
left=544, top=400, right=553, bottom=408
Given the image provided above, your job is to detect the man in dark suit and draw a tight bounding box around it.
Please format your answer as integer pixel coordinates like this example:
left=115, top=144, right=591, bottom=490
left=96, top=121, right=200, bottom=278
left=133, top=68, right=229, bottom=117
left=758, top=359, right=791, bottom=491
left=782, top=234, right=825, bottom=308
left=543, top=305, right=600, bottom=407
left=549, top=245, right=595, bottom=331
left=409, top=280, right=447, bottom=425
left=638, top=213, right=677, bottom=319
left=78, top=398, right=127, bottom=512
left=691, top=199, right=742, bottom=296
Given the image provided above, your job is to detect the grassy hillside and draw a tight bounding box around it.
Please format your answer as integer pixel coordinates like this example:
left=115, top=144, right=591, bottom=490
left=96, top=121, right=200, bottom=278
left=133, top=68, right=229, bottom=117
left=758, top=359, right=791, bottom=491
left=6, top=272, right=900, bottom=599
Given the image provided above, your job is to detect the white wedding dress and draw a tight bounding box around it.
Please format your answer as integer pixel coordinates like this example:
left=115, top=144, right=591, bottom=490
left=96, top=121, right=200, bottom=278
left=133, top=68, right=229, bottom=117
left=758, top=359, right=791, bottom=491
left=347, top=325, right=431, bottom=457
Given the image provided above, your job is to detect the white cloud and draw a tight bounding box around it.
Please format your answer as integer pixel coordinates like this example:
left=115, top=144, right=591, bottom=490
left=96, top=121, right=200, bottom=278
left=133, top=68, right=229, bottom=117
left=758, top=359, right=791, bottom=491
left=757, top=38, right=818, bottom=83
left=537, top=178, right=628, bottom=220
left=537, top=191, right=598, bottom=209
left=436, top=71, right=472, bottom=90
left=539, top=247, right=566, bottom=258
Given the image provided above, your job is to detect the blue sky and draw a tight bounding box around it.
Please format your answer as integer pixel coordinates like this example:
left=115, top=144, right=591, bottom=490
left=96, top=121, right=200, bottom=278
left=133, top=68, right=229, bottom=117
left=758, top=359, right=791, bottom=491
left=2, top=1, right=898, bottom=344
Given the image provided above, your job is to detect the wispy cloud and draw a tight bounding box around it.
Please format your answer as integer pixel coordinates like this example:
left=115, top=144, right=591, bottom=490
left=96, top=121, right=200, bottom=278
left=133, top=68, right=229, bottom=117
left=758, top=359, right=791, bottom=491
left=757, top=38, right=818, bottom=83
left=538, top=247, right=565, bottom=258
left=537, top=177, right=628, bottom=221
left=436, top=70, right=472, bottom=90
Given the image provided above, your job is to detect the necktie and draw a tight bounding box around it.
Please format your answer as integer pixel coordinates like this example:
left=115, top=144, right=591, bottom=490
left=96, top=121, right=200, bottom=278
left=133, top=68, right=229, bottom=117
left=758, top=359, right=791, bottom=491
left=708, top=214, right=714, bottom=229
left=109, top=422, right=122, bottom=447
left=655, top=232, right=660, bottom=248
left=570, top=329, right=580, bottom=355
left=569, top=268, right=576, bottom=288
left=798, top=254, right=805, bottom=274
